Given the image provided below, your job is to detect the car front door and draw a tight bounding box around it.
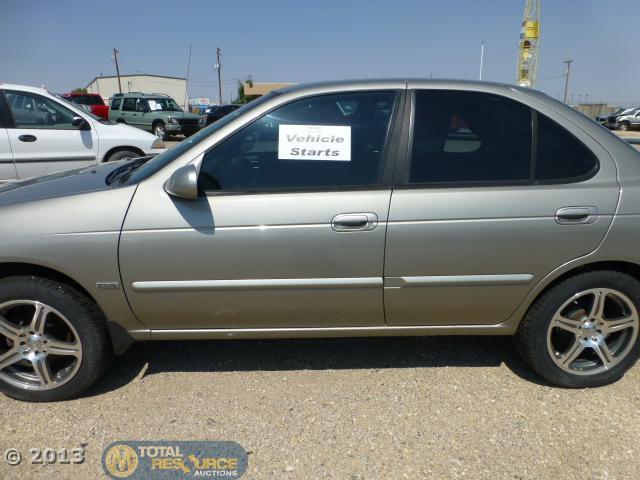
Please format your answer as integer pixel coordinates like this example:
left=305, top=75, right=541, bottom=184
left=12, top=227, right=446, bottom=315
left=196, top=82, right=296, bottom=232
left=384, top=88, right=619, bottom=326
left=119, top=89, right=402, bottom=330
left=3, top=90, right=98, bottom=178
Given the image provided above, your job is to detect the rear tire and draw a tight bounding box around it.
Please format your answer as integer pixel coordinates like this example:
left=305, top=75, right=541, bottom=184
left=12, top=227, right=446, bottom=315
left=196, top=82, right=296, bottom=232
left=0, top=276, right=112, bottom=402
left=515, top=271, right=640, bottom=388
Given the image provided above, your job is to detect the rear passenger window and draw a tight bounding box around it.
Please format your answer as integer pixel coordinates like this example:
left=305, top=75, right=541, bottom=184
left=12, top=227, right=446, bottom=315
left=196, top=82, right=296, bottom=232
left=535, top=115, right=598, bottom=181
left=410, top=91, right=532, bottom=184
left=111, top=98, right=122, bottom=110
left=122, top=98, right=136, bottom=111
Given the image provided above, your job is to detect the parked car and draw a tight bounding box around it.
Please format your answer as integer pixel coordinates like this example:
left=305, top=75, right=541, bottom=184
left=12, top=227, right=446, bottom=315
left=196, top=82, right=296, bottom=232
left=596, top=107, right=625, bottom=127
left=109, top=92, right=201, bottom=140
left=601, top=107, right=638, bottom=130
left=61, top=92, right=109, bottom=120
left=204, top=104, right=241, bottom=126
left=615, top=108, right=640, bottom=131
left=0, top=84, right=165, bottom=182
left=2, top=79, right=640, bottom=401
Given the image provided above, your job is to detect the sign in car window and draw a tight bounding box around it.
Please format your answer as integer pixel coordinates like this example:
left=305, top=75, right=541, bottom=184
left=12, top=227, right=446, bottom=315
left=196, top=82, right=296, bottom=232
left=278, top=125, right=351, bottom=161
left=148, top=100, right=161, bottom=111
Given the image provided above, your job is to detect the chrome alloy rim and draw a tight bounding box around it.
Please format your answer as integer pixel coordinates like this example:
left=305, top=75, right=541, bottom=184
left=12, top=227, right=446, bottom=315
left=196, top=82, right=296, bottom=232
left=154, top=125, right=165, bottom=138
left=0, top=301, right=82, bottom=391
left=547, top=288, right=639, bottom=375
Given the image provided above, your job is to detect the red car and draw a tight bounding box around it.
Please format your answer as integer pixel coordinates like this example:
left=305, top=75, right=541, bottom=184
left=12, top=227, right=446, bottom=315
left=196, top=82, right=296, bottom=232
left=61, top=92, right=109, bottom=120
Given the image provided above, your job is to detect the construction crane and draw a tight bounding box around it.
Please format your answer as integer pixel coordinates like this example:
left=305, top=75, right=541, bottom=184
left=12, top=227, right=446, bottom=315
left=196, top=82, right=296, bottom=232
left=516, top=0, right=540, bottom=88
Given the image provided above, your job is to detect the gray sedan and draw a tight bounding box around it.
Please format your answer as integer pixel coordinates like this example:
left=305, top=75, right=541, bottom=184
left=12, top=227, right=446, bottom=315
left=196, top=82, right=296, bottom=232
left=1, top=79, right=639, bottom=402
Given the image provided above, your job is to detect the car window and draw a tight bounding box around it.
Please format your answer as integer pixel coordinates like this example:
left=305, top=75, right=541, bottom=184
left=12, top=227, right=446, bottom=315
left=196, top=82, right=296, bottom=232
left=5, top=91, right=77, bottom=129
left=136, top=99, right=148, bottom=112
left=111, top=98, right=122, bottom=110
left=410, top=91, right=532, bottom=184
left=148, top=98, right=181, bottom=112
left=122, top=98, right=137, bottom=111
left=536, top=114, right=598, bottom=181
left=198, top=91, right=397, bottom=192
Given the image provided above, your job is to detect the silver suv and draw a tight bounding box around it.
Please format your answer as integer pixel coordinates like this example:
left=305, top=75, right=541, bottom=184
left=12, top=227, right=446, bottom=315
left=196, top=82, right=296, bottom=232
left=1, top=80, right=639, bottom=401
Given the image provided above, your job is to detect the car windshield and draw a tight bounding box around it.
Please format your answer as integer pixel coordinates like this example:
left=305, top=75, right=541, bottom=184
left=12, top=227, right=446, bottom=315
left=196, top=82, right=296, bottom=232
left=147, top=98, right=182, bottom=112
left=109, top=92, right=280, bottom=186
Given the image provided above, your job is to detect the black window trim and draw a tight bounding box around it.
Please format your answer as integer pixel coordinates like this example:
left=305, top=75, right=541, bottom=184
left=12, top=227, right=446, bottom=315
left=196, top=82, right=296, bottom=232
left=199, top=89, right=405, bottom=197
left=395, top=89, right=600, bottom=189
left=0, top=90, right=14, bottom=128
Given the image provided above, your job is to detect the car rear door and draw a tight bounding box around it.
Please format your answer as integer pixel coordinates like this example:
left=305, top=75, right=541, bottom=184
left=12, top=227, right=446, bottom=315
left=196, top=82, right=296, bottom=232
left=384, top=87, right=619, bottom=326
left=119, top=89, right=403, bottom=330
left=0, top=92, right=18, bottom=181
left=3, top=89, right=99, bottom=178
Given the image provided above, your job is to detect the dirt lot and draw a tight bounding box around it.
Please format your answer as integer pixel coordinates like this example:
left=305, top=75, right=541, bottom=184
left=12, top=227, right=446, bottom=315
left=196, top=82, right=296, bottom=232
left=1, top=130, right=640, bottom=480
left=1, top=336, right=639, bottom=479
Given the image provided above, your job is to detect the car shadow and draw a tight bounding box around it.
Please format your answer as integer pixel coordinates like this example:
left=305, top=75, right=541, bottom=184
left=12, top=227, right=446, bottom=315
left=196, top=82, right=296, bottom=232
left=86, top=336, right=549, bottom=397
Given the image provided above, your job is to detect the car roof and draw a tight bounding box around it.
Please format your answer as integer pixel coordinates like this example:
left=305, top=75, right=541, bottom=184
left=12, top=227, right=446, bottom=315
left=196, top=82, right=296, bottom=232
left=0, top=83, right=50, bottom=94
left=272, top=78, right=518, bottom=96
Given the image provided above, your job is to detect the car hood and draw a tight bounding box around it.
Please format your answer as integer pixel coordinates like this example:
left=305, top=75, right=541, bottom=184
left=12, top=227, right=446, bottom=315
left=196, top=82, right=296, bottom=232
left=0, top=161, right=128, bottom=207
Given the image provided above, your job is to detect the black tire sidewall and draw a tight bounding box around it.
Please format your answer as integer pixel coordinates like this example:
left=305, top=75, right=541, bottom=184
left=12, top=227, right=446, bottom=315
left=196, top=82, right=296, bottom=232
left=0, top=277, right=111, bottom=402
left=153, top=122, right=166, bottom=140
left=518, top=271, right=640, bottom=388
left=106, top=150, right=139, bottom=162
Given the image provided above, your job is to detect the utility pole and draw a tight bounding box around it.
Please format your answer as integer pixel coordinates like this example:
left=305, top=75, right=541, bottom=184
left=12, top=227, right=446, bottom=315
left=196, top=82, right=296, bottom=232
left=113, top=48, right=122, bottom=94
left=563, top=59, right=573, bottom=104
left=479, top=41, right=485, bottom=80
left=215, top=47, right=222, bottom=105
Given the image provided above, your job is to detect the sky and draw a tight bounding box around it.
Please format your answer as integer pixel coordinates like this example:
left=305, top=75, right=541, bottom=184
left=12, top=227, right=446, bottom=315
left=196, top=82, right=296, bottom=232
left=1, top=0, right=639, bottom=106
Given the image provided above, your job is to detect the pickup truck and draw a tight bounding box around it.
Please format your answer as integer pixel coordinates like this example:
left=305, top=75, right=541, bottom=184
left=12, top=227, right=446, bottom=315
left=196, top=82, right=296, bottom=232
left=61, top=92, right=109, bottom=120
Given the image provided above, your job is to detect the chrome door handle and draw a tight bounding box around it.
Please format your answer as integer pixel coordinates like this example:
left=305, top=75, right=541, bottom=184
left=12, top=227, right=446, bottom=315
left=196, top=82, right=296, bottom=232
left=332, top=213, right=378, bottom=232
left=555, top=206, right=598, bottom=225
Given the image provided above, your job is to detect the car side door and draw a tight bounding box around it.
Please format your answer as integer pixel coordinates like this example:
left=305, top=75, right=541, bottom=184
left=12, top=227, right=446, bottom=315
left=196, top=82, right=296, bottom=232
left=119, top=89, right=402, bottom=330
left=119, top=97, right=138, bottom=126
left=384, top=88, right=619, bottom=326
left=3, top=90, right=99, bottom=179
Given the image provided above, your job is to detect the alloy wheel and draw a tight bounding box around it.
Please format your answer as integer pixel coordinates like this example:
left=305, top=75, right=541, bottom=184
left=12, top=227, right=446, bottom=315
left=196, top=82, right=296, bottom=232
left=0, top=300, right=82, bottom=391
left=547, top=288, right=639, bottom=375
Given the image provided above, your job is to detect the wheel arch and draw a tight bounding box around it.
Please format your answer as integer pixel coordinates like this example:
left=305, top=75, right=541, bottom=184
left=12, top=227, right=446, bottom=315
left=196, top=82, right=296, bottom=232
left=102, top=146, right=146, bottom=163
left=0, top=262, right=134, bottom=354
left=516, top=260, right=640, bottom=328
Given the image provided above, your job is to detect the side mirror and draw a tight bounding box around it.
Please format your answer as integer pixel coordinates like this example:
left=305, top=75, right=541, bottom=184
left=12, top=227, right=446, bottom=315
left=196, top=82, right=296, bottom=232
left=164, top=163, right=199, bottom=200
left=72, top=116, right=90, bottom=130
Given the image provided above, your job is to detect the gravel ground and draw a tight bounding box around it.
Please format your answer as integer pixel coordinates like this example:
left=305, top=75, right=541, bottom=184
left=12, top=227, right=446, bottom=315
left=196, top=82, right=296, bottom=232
left=1, top=336, right=639, bottom=479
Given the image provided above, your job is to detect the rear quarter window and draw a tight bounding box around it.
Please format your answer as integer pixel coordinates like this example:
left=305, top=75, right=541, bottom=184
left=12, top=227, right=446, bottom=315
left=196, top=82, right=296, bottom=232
left=535, top=114, right=599, bottom=182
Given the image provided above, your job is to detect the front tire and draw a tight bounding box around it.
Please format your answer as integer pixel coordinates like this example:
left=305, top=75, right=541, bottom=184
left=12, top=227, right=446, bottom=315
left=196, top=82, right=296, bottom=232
left=516, top=271, right=640, bottom=388
left=153, top=122, right=167, bottom=140
left=0, top=276, right=112, bottom=402
left=105, top=150, right=140, bottom=162
left=619, top=122, right=630, bottom=132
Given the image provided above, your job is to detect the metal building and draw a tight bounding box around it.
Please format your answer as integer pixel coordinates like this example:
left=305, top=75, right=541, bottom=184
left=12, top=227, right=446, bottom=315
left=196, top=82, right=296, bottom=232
left=85, top=74, right=187, bottom=107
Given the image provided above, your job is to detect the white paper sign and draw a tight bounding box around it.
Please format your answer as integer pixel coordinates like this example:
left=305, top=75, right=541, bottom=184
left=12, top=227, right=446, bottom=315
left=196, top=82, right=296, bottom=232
left=278, top=125, right=351, bottom=161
